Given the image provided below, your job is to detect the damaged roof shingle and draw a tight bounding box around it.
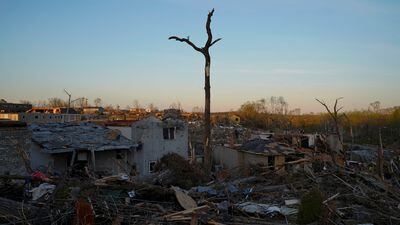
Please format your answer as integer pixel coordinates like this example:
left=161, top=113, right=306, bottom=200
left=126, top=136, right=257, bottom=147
left=30, top=122, right=137, bottom=153
left=240, top=138, right=298, bottom=156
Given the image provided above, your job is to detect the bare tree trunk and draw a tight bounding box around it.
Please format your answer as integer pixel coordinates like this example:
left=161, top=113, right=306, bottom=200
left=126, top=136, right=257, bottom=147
left=378, top=128, right=384, bottom=180
left=169, top=9, right=221, bottom=172
left=204, top=56, right=212, bottom=171
left=316, top=98, right=345, bottom=170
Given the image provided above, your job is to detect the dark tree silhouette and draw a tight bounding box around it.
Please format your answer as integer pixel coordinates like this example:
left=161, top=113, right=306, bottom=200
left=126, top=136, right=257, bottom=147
left=316, top=97, right=344, bottom=169
left=169, top=9, right=221, bottom=172
left=315, top=97, right=344, bottom=144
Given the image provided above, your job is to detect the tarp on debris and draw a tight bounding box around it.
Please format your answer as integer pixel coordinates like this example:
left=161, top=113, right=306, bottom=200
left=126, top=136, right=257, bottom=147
left=236, top=202, right=298, bottom=216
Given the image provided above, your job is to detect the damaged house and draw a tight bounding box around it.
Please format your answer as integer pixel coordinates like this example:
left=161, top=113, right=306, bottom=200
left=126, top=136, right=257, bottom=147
left=131, top=115, right=188, bottom=178
left=214, top=138, right=305, bottom=174
left=30, top=122, right=137, bottom=175
left=0, top=120, right=31, bottom=175
left=3, top=109, right=189, bottom=178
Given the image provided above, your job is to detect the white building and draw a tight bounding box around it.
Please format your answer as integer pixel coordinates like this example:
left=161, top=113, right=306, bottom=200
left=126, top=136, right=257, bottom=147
left=131, top=116, right=188, bottom=177
left=0, top=113, right=84, bottom=124
left=20, top=115, right=188, bottom=178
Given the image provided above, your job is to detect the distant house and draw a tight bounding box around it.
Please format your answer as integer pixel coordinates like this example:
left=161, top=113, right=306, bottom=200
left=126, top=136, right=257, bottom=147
left=129, top=108, right=147, bottom=114
left=27, top=107, right=78, bottom=114
left=29, top=122, right=137, bottom=175
left=108, top=112, right=127, bottom=121
left=131, top=115, right=188, bottom=177
left=82, top=106, right=104, bottom=115
left=0, top=106, right=85, bottom=124
left=290, top=133, right=317, bottom=149
left=0, top=102, right=32, bottom=113
left=0, top=113, right=83, bottom=124
left=229, top=114, right=241, bottom=125
left=213, top=138, right=304, bottom=174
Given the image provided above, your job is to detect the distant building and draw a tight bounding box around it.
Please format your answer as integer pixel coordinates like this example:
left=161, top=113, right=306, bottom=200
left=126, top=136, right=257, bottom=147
left=131, top=115, right=188, bottom=177
left=129, top=108, right=147, bottom=114
left=229, top=114, right=241, bottom=125
left=27, top=107, right=78, bottom=114
left=108, top=112, right=127, bottom=121
left=82, top=106, right=104, bottom=114
left=0, top=113, right=84, bottom=124
left=0, top=102, right=32, bottom=113
left=0, top=106, right=90, bottom=124
left=163, top=108, right=182, bottom=119
left=213, top=139, right=305, bottom=174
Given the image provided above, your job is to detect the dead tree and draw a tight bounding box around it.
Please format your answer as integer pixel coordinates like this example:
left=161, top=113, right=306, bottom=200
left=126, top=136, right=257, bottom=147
left=169, top=9, right=221, bottom=172
left=378, top=128, right=384, bottom=180
left=316, top=97, right=345, bottom=168
left=316, top=98, right=344, bottom=143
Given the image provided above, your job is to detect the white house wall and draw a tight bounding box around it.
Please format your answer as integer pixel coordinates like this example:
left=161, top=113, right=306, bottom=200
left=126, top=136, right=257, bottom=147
left=131, top=116, right=188, bottom=178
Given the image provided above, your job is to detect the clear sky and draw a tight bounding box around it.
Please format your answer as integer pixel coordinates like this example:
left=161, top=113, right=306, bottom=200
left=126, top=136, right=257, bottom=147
left=0, top=0, right=399, bottom=113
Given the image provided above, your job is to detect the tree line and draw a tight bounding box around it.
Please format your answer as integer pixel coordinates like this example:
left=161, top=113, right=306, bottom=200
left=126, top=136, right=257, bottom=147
left=237, top=98, right=400, bottom=147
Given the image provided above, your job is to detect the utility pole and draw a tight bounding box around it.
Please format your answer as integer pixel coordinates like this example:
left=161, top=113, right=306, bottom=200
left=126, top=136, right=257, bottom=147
left=64, top=89, right=71, bottom=122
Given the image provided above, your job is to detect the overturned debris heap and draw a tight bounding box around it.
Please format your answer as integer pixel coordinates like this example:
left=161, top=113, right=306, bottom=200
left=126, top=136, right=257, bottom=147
left=1, top=153, right=400, bottom=225
left=1, top=120, right=400, bottom=225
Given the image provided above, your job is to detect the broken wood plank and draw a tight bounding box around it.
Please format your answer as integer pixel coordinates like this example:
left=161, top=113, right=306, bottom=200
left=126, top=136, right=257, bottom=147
left=190, top=213, right=198, bottom=225
left=0, top=197, right=48, bottom=224
left=164, top=205, right=209, bottom=219
left=207, top=220, right=226, bottom=225
left=323, top=193, right=340, bottom=204
left=171, top=186, right=197, bottom=210
left=332, top=174, right=355, bottom=190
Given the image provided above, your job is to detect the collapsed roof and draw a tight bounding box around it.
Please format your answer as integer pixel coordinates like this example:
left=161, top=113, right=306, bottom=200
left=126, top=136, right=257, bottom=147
left=133, top=115, right=186, bottom=130
left=240, top=138, right=299, bottom=156
left=30, top=122, right=137, bottom=153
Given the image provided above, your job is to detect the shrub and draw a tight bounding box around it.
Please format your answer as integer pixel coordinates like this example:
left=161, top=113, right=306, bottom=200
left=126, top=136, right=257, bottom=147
left=297, top=188, right=323, bottom=225
left=154, top=153, right=209, bottom=189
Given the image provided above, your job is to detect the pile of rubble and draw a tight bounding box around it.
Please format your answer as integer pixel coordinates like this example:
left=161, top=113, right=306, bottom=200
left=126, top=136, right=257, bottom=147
left=1, top=152, right=400, bottom=225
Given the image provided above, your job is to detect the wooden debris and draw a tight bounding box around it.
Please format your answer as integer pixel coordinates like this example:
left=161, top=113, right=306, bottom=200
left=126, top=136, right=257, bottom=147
left=0, top=197, right=48, bottom=224
left=172, top=185, right=197, bottom=210
left=323, top=193, right=340, bottom=204
left=164, top=205, right=210, bottom=221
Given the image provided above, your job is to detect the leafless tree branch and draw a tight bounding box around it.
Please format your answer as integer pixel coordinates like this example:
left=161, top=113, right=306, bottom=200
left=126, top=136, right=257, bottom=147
left=168, top=36, right=203, bottom=53
left=205, top=8, right=215, bottom=47
left=334, top=97, right=343, bottom=115
left=169, top=8, right=221, bottom=54
left=316, top=98, right=334, bottom=118
left=210, top=38, right=222, bottom=47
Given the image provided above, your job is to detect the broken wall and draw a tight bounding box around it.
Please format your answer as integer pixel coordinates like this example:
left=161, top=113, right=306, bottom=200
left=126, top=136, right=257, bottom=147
left=327, top=134, right=343, bottom=153
left=95, top=150, right=134, bottom=175
left=131, top=116, right=188, bottom=178
left=0, top=126, right=31, bottom=175
left=30, top=143, right=54, bottom=172
left=107, top=126, right=132, bottom=140
left=214, top=146, right=281, bottom=170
